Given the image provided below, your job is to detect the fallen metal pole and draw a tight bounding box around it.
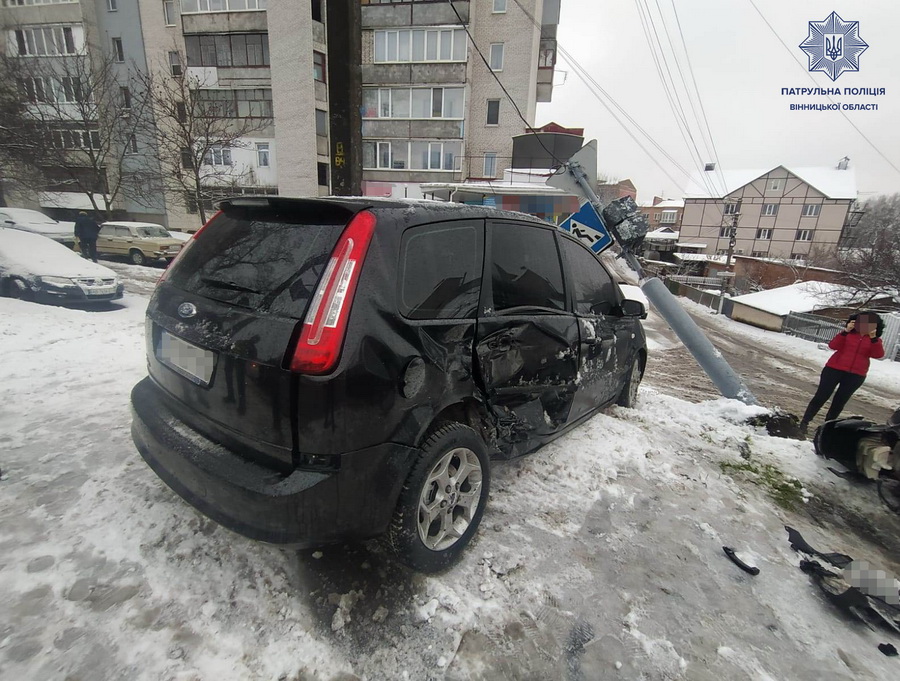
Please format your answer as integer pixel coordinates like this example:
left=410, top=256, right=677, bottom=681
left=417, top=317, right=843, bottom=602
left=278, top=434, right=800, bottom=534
left=566, top=162, right=760, bottom=406
left=640, top=277, right=759, bottom=405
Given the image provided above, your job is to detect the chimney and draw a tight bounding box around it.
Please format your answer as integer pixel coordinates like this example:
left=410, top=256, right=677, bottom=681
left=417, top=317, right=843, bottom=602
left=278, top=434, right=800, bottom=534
left=837, top=156, right=850, bottom=170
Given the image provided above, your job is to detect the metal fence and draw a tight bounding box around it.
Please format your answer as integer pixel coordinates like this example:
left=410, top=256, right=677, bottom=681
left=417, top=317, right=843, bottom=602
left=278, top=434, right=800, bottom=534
left=782, top=311, right=845, bottom=344
left=664, top=279, right=724, bottom=311
left=667, top=275, right=725, bottom=289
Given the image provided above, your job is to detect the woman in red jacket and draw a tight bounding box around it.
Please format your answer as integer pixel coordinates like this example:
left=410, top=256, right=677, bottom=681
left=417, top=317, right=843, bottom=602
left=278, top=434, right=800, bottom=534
left=799, top=311, right=885, bottom=435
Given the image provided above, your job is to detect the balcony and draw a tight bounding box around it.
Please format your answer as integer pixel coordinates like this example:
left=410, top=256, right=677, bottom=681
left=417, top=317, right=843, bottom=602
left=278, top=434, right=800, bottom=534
left=361, top=1, right=469, bottom=28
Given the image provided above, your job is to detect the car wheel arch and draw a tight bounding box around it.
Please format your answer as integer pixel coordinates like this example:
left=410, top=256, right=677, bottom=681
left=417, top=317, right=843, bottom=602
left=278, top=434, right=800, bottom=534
left=418, top=398, right=496, bottom=453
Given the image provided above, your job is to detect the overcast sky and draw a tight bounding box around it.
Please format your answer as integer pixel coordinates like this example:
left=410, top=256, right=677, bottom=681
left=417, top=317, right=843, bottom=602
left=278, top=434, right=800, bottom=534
left=536, top=0, right=900, bottom=203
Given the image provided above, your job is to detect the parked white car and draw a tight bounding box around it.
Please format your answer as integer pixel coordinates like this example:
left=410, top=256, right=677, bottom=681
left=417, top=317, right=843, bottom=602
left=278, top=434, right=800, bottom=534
left=0, top=207, right=76, bottom=247
left=0, top=227, right=123, bottom=304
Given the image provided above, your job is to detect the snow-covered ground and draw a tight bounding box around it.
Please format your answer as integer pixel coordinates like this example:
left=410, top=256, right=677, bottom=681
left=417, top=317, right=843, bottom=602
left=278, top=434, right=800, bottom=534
left=2, top=282, right=900, bottom=680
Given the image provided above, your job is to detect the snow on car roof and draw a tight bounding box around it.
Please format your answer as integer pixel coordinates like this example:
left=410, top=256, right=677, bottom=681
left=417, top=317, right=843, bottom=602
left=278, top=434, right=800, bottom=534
left=0, top=227, right=116, bottom=279
left=102, top=221, right=167, bottom=228
left=0, top=207, right=59, bottom=223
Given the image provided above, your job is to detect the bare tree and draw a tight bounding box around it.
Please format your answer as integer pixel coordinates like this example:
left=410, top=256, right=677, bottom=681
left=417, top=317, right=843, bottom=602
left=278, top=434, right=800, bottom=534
left=0, top=42, right=161, bottom=216
left=832, top=193, right=900, bottom=303
left=135, top=51, right=273, bottom=226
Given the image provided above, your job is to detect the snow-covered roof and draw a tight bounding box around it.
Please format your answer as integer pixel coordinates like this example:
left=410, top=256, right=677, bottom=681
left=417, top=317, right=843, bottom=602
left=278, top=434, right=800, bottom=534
left=419, top=181, right=571, bottom=197
left=645, top=228, right=679, bottom=241
left=684, top=165, right=857, bottom=200
left=640, top=199, right=684, bottom=209
left=101, top=221, right=166, bottom=228
left=674, top=243, right=707, bottom=249
left=730, top=281, right=882, bottom=316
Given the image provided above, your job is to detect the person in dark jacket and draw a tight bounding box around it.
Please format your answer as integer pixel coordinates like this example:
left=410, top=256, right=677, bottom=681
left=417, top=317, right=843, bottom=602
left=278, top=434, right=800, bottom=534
left=799, top=311, right=886, bottom=435
left=74, top=211, right=101, bottom=262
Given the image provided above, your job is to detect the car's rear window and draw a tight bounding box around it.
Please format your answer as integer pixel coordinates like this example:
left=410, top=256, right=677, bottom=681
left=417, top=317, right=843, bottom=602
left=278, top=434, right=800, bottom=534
left=166, top=210, right=345, bottom=317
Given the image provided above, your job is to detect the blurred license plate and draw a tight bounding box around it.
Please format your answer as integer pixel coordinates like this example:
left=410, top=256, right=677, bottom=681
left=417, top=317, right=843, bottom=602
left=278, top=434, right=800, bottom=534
left=157, top=330, right=215, bottom=386
left=86, top=285, right=116, bottom=295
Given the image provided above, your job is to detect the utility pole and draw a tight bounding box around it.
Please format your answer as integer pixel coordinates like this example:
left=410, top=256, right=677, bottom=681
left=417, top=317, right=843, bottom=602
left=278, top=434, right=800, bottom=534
left=722, top=205, right=740, bottom=296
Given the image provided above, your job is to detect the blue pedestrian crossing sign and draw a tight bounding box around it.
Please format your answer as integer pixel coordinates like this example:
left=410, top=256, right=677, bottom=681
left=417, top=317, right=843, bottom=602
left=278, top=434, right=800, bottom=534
left=559, top=203, right=613, bottom=254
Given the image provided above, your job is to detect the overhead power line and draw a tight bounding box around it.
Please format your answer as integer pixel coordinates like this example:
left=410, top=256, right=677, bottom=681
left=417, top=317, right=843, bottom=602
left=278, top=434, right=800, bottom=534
left=507, top=0, right=695, bottom=193
left=443, top=0, right=567, bottom=168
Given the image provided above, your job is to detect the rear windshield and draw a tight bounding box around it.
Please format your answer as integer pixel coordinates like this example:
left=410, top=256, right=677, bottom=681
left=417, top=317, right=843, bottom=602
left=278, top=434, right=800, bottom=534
left=166, top=210, right=344, bottom=317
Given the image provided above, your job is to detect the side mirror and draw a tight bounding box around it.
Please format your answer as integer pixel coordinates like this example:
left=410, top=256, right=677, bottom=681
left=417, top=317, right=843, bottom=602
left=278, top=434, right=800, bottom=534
left=620, top=299, right=648, bottom=319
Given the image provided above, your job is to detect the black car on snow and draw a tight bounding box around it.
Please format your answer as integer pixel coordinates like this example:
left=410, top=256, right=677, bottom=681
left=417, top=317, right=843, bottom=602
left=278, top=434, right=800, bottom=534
left=131, top=198, right=647, bottom=572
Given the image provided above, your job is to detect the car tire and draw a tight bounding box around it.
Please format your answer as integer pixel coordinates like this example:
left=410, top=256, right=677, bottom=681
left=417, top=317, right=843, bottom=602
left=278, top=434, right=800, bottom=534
left=129, top=249, right=146, bottom=266
left=616, top=356, right=643, bottom=408
left=385, top=422, right=490, bottom=573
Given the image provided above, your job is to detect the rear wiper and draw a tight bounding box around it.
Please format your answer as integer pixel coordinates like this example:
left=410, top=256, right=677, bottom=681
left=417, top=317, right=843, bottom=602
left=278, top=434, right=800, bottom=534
left=200, top=277, right=260, bottom=294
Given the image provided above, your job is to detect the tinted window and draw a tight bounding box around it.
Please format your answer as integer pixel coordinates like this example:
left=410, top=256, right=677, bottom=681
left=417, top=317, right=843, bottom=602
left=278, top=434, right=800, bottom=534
left=400, top=220, right=483, bottom=319
left=491, top=222, right=565, bottom=312
left=166, top=210, right=344, bottom=317
left=560, top=237, right=619, bottom=315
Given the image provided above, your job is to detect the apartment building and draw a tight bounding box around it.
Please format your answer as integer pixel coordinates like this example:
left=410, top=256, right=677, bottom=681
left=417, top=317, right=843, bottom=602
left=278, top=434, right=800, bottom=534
left=135, top=0, right=335, bottom=230
left=1, top=0, right=165, bottom=223
left=678, top=163, right=858, bottom=260
left=359, top=0, right=561, bottom=199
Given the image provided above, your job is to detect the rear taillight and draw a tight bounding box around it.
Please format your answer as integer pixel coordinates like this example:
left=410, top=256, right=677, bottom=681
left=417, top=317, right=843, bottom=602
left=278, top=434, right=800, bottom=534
left=289, top=210, right=377, bottom=375
left=157, top=211, right=221, bottom=285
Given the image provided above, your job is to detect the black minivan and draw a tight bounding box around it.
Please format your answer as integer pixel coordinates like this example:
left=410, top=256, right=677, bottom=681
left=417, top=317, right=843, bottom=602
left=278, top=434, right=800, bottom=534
left=131, top=198, right=647, bottom=572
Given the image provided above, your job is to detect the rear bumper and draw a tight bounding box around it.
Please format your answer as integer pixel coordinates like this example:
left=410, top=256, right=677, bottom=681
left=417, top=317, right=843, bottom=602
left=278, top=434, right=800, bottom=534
left=130, top=377, right=419, bottom=547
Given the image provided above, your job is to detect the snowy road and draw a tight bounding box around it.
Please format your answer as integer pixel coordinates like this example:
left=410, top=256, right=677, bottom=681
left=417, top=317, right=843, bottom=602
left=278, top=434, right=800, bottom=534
left=2, top=276, right=900, bottom=680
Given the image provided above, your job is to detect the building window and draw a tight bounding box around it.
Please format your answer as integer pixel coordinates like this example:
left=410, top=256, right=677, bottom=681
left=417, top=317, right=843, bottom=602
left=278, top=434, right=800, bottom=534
left=13, top=26, right=78, bottom=56
left=49, top=129, right=101, bottom=150
left=311, top=0, right=322, bottom=22
left=489, top=43, right=504, bottom=71
left=313, top=51, right=326, bottom=82
left=315, top=109, right=328, bottom=136
left=61, top=77, right=85, bottom=102
left=483, top=152, right=497, bottom=178
left=719, top=225, right=731, bottom=237
left=176, top=101, right=187, bottom=122
left=164, top=0, right=177, bottom=25
left=107, top=0, right=117, bottom=10
left=660, top=210, right=677, bottom=224
left=362, top=87, right=464, bottom=119
left=180, top=0, right=267, bottom=13
left=716, top=249, right=727, bottom=256
left=204, top=146, right=232, bottom=166
left=769, top=179, right=782, bottom=191
left=126, top=135, right=138, bottom=154
left=181, top=148, right=193, bottom=169
left=120, top=86, right=131, bottom=109
left=492, top=0, right=507, bottom=12
left=256, top=142, right=269, bottom=167
left=112, top=38, right=124, bottom=62
left=756, top=228, right=772, bottom=240
left=723, top=201, right=739, bottom=215
left=169, top=51, right=182, bottom=76
left=791, top=253, right=805, bottom=261
left=363, top=140, right=461, bottom=171
left=796, top=229, right=813, bottom=241
left=802, top=203, right=820, bottom=217
left=185, top=34, right=269, bottom=68
left=762, top=203, right=778, bottom=217
left=318, top=162, right=329, bottom=187
left=195, top=88, right=273, bottom=118
left=486, top=98, right=500, bottom=125
left=751, top=251, right=766, bottom=257
left=373, top=28, right=467, bottom=64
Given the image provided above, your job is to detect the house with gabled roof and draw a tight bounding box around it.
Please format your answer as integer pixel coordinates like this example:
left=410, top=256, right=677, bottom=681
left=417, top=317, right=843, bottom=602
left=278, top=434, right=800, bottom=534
left=677, top=160, right=858, bottom=260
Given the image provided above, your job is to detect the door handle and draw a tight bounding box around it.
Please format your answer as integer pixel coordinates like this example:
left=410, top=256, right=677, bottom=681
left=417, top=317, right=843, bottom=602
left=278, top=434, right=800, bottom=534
left=585, top=337, right=614, bottom=348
